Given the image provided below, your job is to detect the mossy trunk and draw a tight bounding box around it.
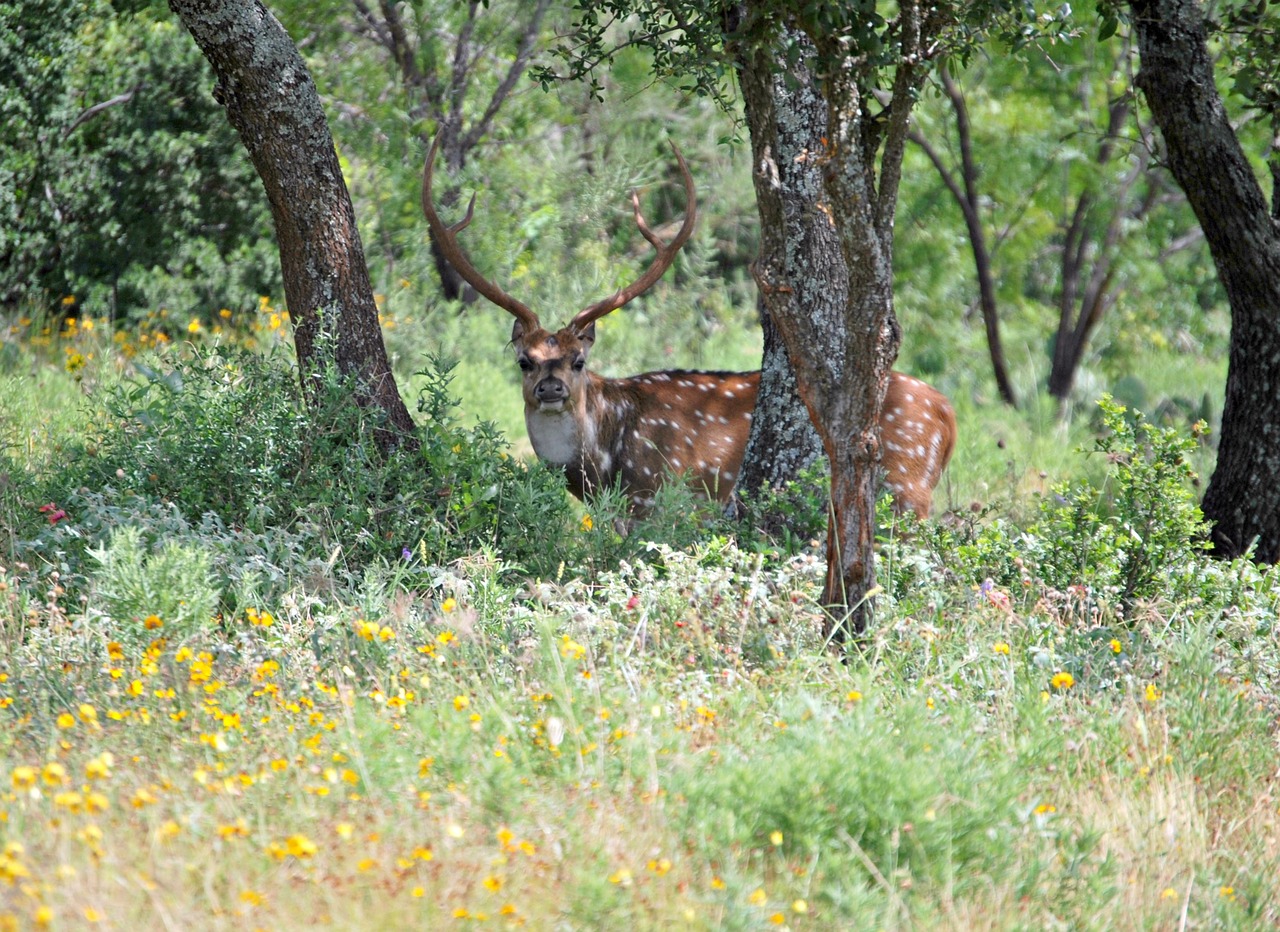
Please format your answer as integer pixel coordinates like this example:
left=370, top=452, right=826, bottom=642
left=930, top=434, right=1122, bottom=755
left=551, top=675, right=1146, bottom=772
left=731, top=9, right=923, bottom=641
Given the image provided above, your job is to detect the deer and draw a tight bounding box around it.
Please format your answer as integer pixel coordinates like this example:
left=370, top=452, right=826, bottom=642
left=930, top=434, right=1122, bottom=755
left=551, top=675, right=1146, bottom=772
left=421, top=137, right=957, bottom=519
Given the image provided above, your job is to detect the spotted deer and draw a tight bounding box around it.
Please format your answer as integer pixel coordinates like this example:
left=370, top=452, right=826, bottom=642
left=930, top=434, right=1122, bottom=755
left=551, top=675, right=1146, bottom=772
left=421, top=138, right=957, bottom=517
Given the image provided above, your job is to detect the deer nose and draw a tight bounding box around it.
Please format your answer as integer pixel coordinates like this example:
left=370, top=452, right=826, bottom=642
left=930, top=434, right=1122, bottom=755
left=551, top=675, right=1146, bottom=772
left=535, top=379, right=568, bottom=403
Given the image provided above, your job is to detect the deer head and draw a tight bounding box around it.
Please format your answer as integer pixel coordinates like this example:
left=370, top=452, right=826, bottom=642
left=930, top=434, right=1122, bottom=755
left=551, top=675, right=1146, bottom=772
left=422, top=135, right=695, bottom=413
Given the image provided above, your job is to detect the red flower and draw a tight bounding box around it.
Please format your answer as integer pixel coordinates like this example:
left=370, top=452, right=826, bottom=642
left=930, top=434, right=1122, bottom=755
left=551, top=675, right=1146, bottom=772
left=38, top=503, right=67, bottom=525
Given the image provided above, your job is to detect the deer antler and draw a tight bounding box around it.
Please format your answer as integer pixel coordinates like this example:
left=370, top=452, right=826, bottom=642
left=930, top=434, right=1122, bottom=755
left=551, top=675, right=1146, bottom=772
left=421, top=136, right=540, bottom=332
left=570, top=142, right=697, bottom=332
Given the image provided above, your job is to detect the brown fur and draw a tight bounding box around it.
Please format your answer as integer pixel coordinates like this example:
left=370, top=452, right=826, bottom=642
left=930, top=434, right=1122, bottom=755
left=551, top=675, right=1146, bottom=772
left=514, top=320, right=956, bottom=516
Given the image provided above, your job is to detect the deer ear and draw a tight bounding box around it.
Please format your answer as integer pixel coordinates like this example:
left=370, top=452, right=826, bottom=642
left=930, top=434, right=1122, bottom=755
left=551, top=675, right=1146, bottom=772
left=511, top=319, right=527, bottom=344
left=575, top=321, right=596, bottom=351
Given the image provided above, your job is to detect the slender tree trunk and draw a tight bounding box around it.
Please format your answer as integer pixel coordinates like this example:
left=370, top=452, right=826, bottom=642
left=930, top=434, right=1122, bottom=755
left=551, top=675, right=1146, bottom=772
left=729, top=3, right=928, bottom=641
left=910, top=69, right=1017, bottom=406
left=806, top=54, right=902, bottom=639
left=169, top=0, right=416, bottom=450
left=1046, top=93, right=1142, bottom=402
left=801, top=9, right=928, bottom=638
left=1130, top=0, right=1280, bottom=560
left=732, top=18, right=888, bottom=640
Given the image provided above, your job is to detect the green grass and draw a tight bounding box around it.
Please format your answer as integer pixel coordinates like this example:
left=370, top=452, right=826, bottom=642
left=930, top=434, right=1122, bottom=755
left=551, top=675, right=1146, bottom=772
left=2, top=306, right=1273, bottom=930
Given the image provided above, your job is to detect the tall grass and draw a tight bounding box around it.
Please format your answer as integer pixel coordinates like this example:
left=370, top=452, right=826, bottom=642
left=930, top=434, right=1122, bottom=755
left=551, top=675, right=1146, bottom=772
left=2, top=301, right=1269, bottom=929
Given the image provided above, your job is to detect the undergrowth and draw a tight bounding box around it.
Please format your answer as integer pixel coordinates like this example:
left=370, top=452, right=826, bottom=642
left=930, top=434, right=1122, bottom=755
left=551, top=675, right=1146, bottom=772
left=2, top=330, right=1276, bottom=929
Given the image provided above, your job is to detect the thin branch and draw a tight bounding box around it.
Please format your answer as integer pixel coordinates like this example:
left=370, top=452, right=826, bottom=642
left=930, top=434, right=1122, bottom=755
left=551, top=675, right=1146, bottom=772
left=540, top=22, right=686, bottom=82
left=908, top=128, right=967, bottom=214
left=64, top=84, right=141, bottom=136
left=462, top=0, right=551, bottom=152
left=378, top=0, right=431, bottom=98
left=874, top=0, right=923, bottom=240
left=447, top=1, right=481, bottom=130
left=1158, top=226, right=1205, bottom=261
left=349, top=0, right=393, bottom=53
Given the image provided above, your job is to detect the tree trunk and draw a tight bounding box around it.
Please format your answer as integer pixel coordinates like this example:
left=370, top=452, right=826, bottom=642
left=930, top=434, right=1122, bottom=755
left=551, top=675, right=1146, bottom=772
left=732, top=20, right=885, bottom=641
left=1046, top=91, right=1142, bottom=402
left=169, top=0, right=416, bottom=449
left=801, top=13, right=925, bottom=638
left=807, top=58, right=901, bottom=640
left=731, top=23, right=825, bottom=500
left=1130, top=0, right=1280, bottom=560
left=910, top=68, right=1017, bottom=407
left=729, top=5, right=927, bottom=641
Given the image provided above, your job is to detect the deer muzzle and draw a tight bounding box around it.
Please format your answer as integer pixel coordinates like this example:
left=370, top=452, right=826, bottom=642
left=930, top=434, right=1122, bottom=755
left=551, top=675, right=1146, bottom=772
left=535, top=378, right=568, bottom=406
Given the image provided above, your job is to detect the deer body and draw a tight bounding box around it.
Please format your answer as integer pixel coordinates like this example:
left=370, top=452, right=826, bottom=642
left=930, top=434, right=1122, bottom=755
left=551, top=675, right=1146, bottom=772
left=521, top=345, right=755, bottom=506
left=518, top=328, right=953, bottom=515
left=422, top=138, right=956, bottom=518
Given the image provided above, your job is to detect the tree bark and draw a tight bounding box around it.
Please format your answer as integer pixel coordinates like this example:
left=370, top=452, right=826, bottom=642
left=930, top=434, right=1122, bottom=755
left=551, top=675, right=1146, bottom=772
left=732, top=20, right=884, bottom=641
left=1130, top=0, right=1280, bottom=560
left=729, top=4, right=929, bottom=641
left=169, top=0, right=416, bottom=448
left=801, top=39, right=907, bottom=640
left=731, top=23, right=826, bottom=501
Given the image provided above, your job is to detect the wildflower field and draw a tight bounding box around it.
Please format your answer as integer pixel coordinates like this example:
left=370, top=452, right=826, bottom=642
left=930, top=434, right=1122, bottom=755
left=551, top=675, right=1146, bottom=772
left=1, top=308, right=1278, bottom=930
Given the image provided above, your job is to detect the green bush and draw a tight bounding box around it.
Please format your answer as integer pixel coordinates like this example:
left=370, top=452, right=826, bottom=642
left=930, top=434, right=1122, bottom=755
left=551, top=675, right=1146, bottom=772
left=21, top=347, right=579, bottom=590
left=87, top=525, right=219, bottom=643
left=1031, top=395, right=1209, bottom=613
left=0, top=1, right=279, bottom=317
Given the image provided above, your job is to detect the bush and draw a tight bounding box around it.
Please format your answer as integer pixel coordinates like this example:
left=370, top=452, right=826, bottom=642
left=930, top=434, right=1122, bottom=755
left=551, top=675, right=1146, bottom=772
left=1030, top=395, right=1209, bottom=613
left=87, top=526, right=219, bottom=643
left=23, top=347, right=578, bottom=594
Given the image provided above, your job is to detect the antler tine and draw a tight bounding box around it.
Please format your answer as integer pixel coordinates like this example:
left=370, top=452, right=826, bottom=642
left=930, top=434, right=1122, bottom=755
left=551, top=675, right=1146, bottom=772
left=421, top=136, right=539, bottom=330
left=571, top=141, right=697, bottom=332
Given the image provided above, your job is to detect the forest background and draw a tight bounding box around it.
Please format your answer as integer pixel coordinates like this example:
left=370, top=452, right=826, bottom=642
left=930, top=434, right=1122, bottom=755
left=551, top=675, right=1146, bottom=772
left=1, top=0, right=1279, bottom=927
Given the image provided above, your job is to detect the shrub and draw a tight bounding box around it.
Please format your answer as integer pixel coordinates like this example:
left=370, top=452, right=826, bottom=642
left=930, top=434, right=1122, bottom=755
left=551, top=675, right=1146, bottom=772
left=30, top=347, right=578, bottom=592
left=1030, top=395, right=1209, bottom=613
left=87, top=525, right=219, bottom=643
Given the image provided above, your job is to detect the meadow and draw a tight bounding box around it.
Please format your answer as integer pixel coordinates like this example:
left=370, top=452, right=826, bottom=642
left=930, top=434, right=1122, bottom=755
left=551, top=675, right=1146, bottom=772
left=1, top=295, right=1276, bottom=932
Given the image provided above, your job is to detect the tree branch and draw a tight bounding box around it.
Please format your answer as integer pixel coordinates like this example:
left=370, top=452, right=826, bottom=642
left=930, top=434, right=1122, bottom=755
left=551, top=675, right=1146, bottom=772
left=462, top=0, right=551, bottom=152
left=874, top=0, right=924, bottom=242
left=64, top=84, right=142, bottom=136
left=447, top=1, right=481, bottom=135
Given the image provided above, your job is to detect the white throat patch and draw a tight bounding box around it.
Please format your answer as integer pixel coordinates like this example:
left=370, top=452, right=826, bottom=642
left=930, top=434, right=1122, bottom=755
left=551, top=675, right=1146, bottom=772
left=527, top=407, right=580, bottom=465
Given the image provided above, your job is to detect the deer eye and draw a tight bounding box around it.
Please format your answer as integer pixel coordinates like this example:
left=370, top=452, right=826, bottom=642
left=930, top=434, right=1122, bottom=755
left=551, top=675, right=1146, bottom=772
left=517, top=358, right=533, bottom=373
left=572, top=357, right=586, bottom=372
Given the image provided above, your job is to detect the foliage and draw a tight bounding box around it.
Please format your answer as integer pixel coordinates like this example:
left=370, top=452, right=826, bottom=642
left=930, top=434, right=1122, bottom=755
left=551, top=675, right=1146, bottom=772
left=0, top=304, right=1276, bottom=928
left=87, top=525, right=219, bottom=644
left=2, top=488, right=1279, bottom=926
left=1031, top=395, right=1209, bottom=611
left=533, top=0, right=1077, bottom=110
left=17, top=345, right=577, bottom=591
left=1196, top=0, right=1280, bottom=121
left=0, top=0, right=278, bottom=318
